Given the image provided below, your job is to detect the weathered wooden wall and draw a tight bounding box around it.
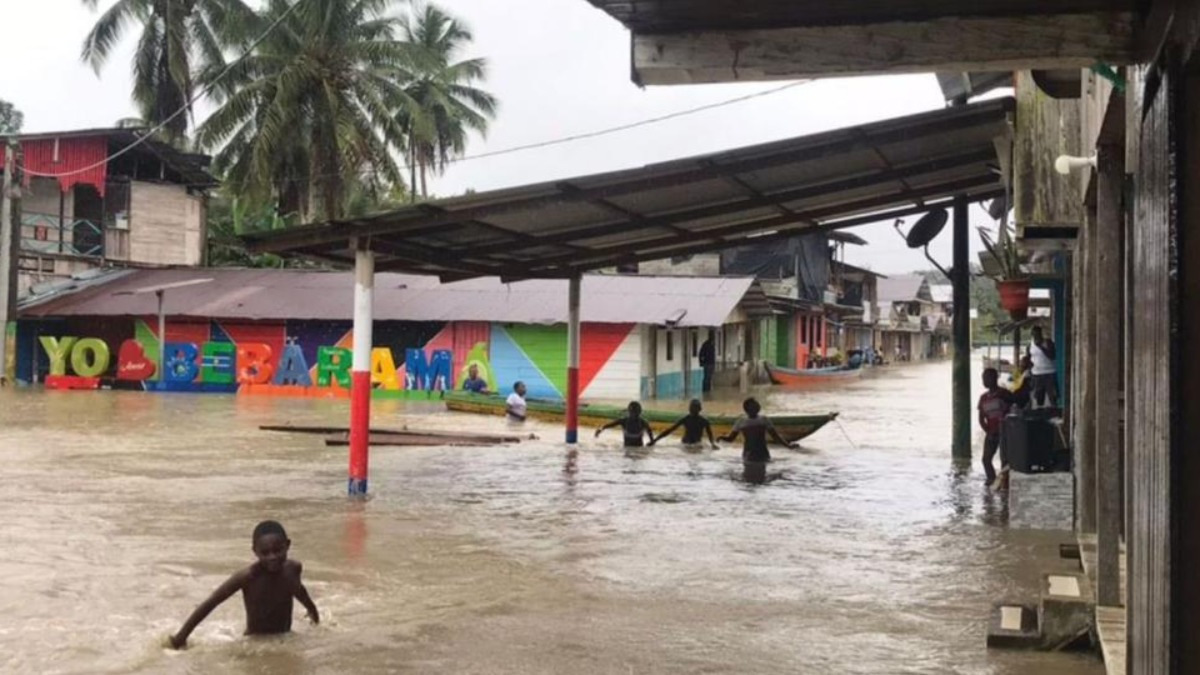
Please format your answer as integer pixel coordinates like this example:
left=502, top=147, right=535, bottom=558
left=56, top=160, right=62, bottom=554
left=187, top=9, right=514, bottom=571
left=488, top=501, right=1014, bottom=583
left=1013, top=71, right=1086, bottom=234
left=1126, top=61, right=1174, bottom=675
left=129, top=182, right=204, bottom=266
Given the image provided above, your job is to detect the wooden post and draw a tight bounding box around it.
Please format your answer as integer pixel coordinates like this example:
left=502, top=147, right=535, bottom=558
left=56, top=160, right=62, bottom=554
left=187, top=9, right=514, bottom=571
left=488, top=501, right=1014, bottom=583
left=951, top=196, right=971, bottom=459
left=1095, top=144, right=1123, bottom=606
left=0, top=144, right=12, bottom=385
left=1077, top=208, right=1098, bottom=533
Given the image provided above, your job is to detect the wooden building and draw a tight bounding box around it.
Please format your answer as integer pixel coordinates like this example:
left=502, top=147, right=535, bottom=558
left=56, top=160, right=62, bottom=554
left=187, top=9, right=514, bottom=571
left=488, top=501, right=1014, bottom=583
left=4, top=128, right=216, bottom=297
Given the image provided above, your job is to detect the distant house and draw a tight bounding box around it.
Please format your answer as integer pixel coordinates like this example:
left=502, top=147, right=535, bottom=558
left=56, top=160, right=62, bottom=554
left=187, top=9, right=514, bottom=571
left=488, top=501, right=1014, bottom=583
left=628, top=231, right=870, bottom=373
left=876, top=274, right=941, bottom=361
left=2, top=128, right=217, bottom=297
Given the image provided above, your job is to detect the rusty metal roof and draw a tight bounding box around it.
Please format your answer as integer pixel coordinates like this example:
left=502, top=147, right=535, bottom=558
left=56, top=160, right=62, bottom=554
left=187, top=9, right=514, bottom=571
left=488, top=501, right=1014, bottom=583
left=245, top=98, right=1014, bottom=282
left=19, top=268, right=760, bottom=327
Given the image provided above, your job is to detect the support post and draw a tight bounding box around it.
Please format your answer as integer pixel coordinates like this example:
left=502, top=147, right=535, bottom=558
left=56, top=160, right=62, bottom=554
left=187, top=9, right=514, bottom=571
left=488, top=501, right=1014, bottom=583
left=1077, top=209, right=1097, bottom=533
left=348, top=245, right=374, bottom=497
left=951, top=196, right=971, bottom=459
left=0, top=144, right=13, bottom=385
left=156, top=290, right=165, bottom=382
left=1095, top=144, right=1123, bottom=605
left=566, top=274, right=581, bottom=444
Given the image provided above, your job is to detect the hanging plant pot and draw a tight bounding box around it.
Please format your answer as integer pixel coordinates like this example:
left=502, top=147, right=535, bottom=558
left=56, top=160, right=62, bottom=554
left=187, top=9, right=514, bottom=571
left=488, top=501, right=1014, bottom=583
left=997, top=279, right=1031, bottom=320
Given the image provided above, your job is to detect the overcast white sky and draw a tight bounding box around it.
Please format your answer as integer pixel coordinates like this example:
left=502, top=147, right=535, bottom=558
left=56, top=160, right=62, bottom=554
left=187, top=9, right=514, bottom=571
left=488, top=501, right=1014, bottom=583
left=1, top=0, right=1000, bottom=275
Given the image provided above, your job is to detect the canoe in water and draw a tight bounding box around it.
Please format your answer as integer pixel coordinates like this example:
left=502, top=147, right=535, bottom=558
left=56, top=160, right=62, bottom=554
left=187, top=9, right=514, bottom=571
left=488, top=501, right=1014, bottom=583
left=443, top=392, right=838, bottom=443
left=766, top=362, right=863, bottom=386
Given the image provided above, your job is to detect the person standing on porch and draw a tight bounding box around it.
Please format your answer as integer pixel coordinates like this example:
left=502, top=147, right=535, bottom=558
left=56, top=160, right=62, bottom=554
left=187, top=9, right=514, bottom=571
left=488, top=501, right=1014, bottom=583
left=699, top=331, right=716, bottom=394
left=1029, top=326, right=1059, bottom=408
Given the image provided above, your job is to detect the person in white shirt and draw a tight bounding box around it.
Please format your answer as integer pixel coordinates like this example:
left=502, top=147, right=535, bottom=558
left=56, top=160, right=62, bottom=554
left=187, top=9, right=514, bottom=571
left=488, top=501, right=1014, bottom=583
left=505, top=381, right=528, bottom=423
left=1029, top=326, right=1059, bottom=408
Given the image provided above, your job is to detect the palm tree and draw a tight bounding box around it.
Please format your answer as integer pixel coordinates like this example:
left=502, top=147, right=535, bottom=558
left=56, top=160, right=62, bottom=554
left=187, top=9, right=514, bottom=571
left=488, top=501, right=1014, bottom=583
left=80, top=0, right=256, bottom=141
left=196, top=0, right=418, bottom=221
left=399, top=3, right=497, bottom=199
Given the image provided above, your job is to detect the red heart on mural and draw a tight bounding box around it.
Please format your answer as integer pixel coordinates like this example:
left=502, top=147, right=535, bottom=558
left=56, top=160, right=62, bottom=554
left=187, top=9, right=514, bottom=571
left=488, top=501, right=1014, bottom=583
left=116, top=340, right=157, bottom=381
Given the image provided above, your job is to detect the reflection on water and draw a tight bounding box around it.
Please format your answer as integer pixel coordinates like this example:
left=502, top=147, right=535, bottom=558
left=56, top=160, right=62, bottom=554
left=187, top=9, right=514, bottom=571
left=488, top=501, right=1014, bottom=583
left=0, top=361, right=1101, bottom=674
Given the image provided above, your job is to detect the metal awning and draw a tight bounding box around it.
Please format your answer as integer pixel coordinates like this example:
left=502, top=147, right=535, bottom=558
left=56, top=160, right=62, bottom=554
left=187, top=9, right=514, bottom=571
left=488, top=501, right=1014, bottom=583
left=246, top=97, right=1014, bottom=281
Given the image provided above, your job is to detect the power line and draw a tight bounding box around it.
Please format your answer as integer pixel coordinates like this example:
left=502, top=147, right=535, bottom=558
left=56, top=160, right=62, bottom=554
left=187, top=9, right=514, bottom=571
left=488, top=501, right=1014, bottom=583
left=18, top=0, right=308, bottom=179
left=180, top=78, right=816, bottom=188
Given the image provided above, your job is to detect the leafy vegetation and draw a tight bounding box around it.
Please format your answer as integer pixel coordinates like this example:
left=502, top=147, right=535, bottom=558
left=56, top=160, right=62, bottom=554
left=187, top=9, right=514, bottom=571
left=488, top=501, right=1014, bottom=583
left=79, top=0, right=495, bottom=263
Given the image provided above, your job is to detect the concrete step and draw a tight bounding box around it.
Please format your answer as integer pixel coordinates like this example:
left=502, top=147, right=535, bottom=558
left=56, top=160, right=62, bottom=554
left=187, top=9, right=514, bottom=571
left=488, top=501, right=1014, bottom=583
left=1039, top=572, right=1094, bottom=644
left=987, top=603, right=1042, bottom=649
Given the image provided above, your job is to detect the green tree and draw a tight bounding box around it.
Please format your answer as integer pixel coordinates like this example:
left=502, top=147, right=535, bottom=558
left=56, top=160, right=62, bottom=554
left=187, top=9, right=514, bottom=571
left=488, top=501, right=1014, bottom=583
left=196, top=0, right=417, bottom=221
left=79, top=0, right=255, bottom=141
left=399, top=3, right=497, bottom=199
left=0, top=99, right=23, bottom=134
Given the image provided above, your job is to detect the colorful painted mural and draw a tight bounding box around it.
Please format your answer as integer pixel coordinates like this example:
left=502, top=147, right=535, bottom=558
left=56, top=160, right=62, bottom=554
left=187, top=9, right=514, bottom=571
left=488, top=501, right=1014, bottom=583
left=16, top=318, right=642, bottom=401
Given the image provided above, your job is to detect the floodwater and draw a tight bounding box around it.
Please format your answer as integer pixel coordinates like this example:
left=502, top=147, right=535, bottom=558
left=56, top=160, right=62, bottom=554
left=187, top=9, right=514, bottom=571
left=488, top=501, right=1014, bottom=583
left=0, top=360, right=1103, bottom=675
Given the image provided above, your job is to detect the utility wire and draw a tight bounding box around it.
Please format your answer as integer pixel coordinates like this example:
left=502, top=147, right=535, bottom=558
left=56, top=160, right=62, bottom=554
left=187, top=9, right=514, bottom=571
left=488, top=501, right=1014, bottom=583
left=18, top=0, right=308, bottom=179
left=174, top=78, right=816, bottom=189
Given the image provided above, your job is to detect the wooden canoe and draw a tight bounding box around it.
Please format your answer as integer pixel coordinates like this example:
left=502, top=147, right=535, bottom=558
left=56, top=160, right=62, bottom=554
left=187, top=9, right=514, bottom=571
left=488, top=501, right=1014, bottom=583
left=443, top=392, right=838, bottom=443
left=765, top=362, right=863, bottom=386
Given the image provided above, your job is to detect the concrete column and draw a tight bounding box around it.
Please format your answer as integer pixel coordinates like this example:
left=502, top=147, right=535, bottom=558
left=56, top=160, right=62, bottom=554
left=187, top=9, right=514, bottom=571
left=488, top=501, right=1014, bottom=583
left=348, top=245, right=374, bottom=497
left=640, top=325, right=657, bottom=399
left=951, top=196, right=971, bottom=459
left=1095, top=144, right=1123, bottom=605
left=565, top=274, right=581, bottom=444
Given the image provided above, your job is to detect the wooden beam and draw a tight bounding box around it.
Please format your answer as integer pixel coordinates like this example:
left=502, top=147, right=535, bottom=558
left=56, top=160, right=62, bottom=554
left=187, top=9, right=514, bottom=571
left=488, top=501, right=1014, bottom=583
left=632, top=12, right=1136, bottom=84
left=1094, top=143, right=1123, bottom=607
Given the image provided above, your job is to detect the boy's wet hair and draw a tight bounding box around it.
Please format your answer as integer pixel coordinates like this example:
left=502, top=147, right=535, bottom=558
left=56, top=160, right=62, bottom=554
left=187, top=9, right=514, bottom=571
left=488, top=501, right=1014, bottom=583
left=743, top=397, right=762, bottom=416
left=513, top=380, right=524, bottom=391
left=628, top=401, right=643, bottom=415
left=252, top=520, right=288, bottom=545
left=982, top=368, right=999, bottom=386
left=689, top=398, right=702, bottom=413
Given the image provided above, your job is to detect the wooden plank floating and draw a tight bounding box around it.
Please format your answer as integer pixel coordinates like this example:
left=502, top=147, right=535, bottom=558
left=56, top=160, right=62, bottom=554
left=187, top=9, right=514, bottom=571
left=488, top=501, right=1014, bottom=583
left=261, top=424, right=526, bottom=444
left=323, top=432, right=519, bottom=448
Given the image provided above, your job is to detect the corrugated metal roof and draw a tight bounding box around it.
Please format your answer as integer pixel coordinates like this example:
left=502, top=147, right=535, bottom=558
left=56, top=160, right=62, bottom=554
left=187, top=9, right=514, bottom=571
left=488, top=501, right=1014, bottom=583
left=19, top=268, right=757, bottom=327
left=878, top=275, right=930, bottom=303
left=246, top=98, right=1014, bottom=282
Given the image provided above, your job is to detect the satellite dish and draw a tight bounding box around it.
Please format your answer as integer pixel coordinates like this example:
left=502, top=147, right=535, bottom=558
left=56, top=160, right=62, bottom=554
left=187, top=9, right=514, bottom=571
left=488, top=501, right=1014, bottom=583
left=904, top=208, right=948, bottom=249
left=987, top=197, right=1010, bottom=221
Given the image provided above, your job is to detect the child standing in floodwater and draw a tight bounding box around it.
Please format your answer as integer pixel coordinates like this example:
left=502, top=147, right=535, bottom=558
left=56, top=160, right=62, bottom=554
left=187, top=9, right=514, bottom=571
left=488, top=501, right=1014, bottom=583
left=168, top=520, right=318, bottom=649
left=595, top=401, right=655, bottom=448
left=720, top=397, right=798, bottom=483
left=652, top=399, right=719, bottom=450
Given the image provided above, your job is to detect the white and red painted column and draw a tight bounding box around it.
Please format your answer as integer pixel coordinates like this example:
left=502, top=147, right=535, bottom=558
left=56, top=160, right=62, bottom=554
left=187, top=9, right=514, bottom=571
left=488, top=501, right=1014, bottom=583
left=565, top=274, right=581, bottom=444
left=348, top=244, right=374, bottom=496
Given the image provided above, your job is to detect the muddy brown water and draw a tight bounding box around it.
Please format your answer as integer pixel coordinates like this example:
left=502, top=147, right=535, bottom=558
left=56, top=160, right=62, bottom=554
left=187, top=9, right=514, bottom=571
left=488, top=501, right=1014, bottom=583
left=0, top=360, right=1102, bottom=674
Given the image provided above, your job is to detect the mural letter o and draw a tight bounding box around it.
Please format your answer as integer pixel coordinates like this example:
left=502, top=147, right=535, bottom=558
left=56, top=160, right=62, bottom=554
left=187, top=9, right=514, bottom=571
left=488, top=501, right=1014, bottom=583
left=70, top=338, right=111, bottom=378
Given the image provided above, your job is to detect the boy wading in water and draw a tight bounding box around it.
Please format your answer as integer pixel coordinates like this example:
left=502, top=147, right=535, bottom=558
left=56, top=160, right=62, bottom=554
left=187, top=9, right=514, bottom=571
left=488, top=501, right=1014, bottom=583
left=595, top=401, right=655, bottom=448
left=652, top=399, right=719, bottom=450
left=168, top=521, right=319, bottom=649
left=719, top=397, right=798, bottom=484
left=978, top=367, right=1014, bottom=488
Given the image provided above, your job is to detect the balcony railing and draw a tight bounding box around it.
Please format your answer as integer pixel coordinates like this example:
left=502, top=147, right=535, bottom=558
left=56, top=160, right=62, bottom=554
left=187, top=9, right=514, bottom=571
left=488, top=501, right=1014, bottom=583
left=20, top=213, right=105, bottom=258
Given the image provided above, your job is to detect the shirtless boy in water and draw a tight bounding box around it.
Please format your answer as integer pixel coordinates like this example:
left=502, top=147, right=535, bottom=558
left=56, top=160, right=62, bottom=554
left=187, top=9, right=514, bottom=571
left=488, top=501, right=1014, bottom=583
left=168, top=520, right=319, bottom=649
left=595, top=401, right=655, bottom=448
left=652, top=399, right=719, bottom=450
left=720, top=397, right=798, bottom=483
